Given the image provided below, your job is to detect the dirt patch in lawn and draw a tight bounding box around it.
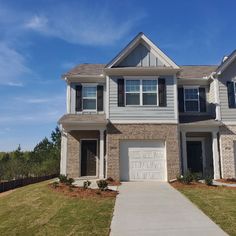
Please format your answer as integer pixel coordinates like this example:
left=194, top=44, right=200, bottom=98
left=49, top=183, right=118, bottom=198
left=0, top=189, right=15, bottom=198
left=216, top=178, right=236, bottom=184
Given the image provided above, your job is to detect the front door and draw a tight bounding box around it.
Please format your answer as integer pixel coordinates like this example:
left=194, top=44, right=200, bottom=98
left=187, top=141, right=203, bottom=174
left=81, top=140, right=97, bottom=176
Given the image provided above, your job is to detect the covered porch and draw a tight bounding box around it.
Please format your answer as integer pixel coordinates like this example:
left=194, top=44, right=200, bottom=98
left=59, top=114, right=107, bottom=179
left=180, top=120, right=221, bottom=179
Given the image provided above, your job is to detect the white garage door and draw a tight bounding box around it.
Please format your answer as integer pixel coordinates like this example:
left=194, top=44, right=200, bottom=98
left=120, top=141, right=166, bottom=181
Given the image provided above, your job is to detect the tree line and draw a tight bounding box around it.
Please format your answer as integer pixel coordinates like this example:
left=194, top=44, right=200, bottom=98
left=0, top=127, right=61, bottom=182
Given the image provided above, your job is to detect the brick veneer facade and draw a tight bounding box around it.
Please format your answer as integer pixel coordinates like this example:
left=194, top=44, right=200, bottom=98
left=106, top=123, right=180, bottom=181
left=219, top=125, right=236, bottom=178
left=66, top=130, right=100, bottom=178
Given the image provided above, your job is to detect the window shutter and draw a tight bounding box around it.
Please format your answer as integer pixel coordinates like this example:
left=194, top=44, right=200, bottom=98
left=178, top=87, right=184, bottom=112
left=158, top=78, right=166, bottom=107
left=199, top=87, right=206, bottom=112
left=117, top=78, right=125, bottom=107
left=227, top=81, right=235, bottom=108
left=75, top=85, right=82, bottom=112
left=97, top=85, right=104, bottom=111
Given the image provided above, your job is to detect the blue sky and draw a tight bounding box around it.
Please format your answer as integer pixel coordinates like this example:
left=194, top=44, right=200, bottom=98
left=0, top=0, right=236, bottom=151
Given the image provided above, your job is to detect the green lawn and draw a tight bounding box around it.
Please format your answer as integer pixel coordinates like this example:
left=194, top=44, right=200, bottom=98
left=175, top=185, right=236, bottom=236
left=0, top=180, right=115, bottom=236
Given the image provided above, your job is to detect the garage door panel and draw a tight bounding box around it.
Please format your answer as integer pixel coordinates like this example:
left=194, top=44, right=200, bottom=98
left=120, top=141, right=166, bottom=181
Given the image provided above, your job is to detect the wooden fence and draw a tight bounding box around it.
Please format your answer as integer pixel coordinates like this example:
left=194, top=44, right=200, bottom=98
left=0, top=174, right=58, bottom=193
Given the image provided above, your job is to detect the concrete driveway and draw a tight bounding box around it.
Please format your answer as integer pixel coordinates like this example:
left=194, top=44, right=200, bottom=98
left=110, top=182, right=227, bottom=236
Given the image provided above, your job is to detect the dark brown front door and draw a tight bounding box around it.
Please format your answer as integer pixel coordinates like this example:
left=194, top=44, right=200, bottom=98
left=187, top=141, right=203, bottom=174
left=81, top=140, right=97, bottom=176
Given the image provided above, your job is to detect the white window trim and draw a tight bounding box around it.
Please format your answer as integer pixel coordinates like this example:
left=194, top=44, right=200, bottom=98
left=183, top=86, right=200, bottom=112
left=82, top=83, right=97, bottom=112
left=124, top=77, right=159, bottom=107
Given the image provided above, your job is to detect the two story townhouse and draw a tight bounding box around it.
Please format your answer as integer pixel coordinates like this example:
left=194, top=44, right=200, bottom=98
left=59, top=33, right=236, bottom=181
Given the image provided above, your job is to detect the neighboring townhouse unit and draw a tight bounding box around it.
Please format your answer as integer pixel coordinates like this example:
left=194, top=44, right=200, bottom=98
left=59, top=32, right=236, bottom=181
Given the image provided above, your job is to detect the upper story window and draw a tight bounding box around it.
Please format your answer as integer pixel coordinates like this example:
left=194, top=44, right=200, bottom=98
left=184, top=87, right=199, bottom=112
left=82, top=86, right=97, bottom=110
left=143, top=80, right=157, bottom=105
left=75, top=84, right=104, bottom=112
left=125, top=79, right=158, bottom=106
left=125, top=80, right=140, bottom=105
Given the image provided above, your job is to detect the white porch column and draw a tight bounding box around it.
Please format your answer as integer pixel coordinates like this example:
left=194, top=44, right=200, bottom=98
left=212, top=131, right=220, bottom=179
left=182, top=131, right=188, bottom=174
left=60, top=130, right=67, bottom=175
left=99, top=129, right=105, bottom=179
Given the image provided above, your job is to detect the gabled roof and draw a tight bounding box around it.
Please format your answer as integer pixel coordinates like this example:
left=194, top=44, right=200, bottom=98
left=106, top=32, right=179, bottom=69
left=215, top=49, right=236, bottom=75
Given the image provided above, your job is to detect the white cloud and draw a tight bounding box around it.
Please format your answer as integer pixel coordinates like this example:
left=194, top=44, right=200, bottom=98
left=7, top=82, right=24, bottom=87
left=23, top=6, right=145, bottom=46
left=25, top=15, right=48, bottom=31
left=15, top=95, right=64, bottom=104
left=0, top=42, right=31, bottom=86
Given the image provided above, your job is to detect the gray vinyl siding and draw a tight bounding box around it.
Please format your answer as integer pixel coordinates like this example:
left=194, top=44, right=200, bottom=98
left=118, top=43, right=165, bottom=67
left=109, top=76, right=176, bottom=121
left=218, top=59, right=236, bottom=122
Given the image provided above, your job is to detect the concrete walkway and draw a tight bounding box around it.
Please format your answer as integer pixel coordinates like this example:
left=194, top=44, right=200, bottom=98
left=110, top=182, right=227, bottom=236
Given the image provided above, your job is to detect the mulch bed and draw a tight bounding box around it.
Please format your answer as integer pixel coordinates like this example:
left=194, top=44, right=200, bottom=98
left=106, top=180, right=121, bottom=186
left=216, top=178, right=236, bottom=184
left=49, top=183, right=118, bottom=198
left=171, top=181, right=236, bottom=190
left=170, top=181, right=217, bottom=189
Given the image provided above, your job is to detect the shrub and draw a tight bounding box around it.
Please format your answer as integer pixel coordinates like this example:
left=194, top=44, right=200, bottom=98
left=52, top=181, right=59, bottom=188
left=58, top=175, right=74, bottom=186
left=97, top=180, right=108, bottom=191
left=191, top=172, right=201, bottom=182
left=204, top=176, right=213, bottom=186
left=177, top=171, right=194, bottom=185
left=176, top=175, right=183, bottom=182
left=59, top=174, right=68, bottom=183
left=66, top=178, right=75, bottom=186
left=182, top=171, right=194, bottom=184
left=83, top=180, right=91, bottom=189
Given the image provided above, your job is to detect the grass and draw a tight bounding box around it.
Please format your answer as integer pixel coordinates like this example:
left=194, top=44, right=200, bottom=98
left=0, top=180, right=116, bottom=236
left=174, top=184, right=236, bottom=236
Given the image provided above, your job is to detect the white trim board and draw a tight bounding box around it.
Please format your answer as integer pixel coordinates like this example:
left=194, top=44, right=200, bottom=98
left=110, top=120, right=178, bottom=124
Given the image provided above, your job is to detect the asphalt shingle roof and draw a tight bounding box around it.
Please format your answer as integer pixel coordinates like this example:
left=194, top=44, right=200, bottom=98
left=179, top=65, right=218, bottom=79
left=64, top=64, right=219, bottom=79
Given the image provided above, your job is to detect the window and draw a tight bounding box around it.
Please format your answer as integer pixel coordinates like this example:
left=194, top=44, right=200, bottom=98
left=142, top=80, right=157, bottom=105
left=125, top=80, right=140, bottom=105
left=184, top=87, right=199, bottom=112
left=82, top=86, right=96, bottom=110
left=125, top=79, right=158, bottom=106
